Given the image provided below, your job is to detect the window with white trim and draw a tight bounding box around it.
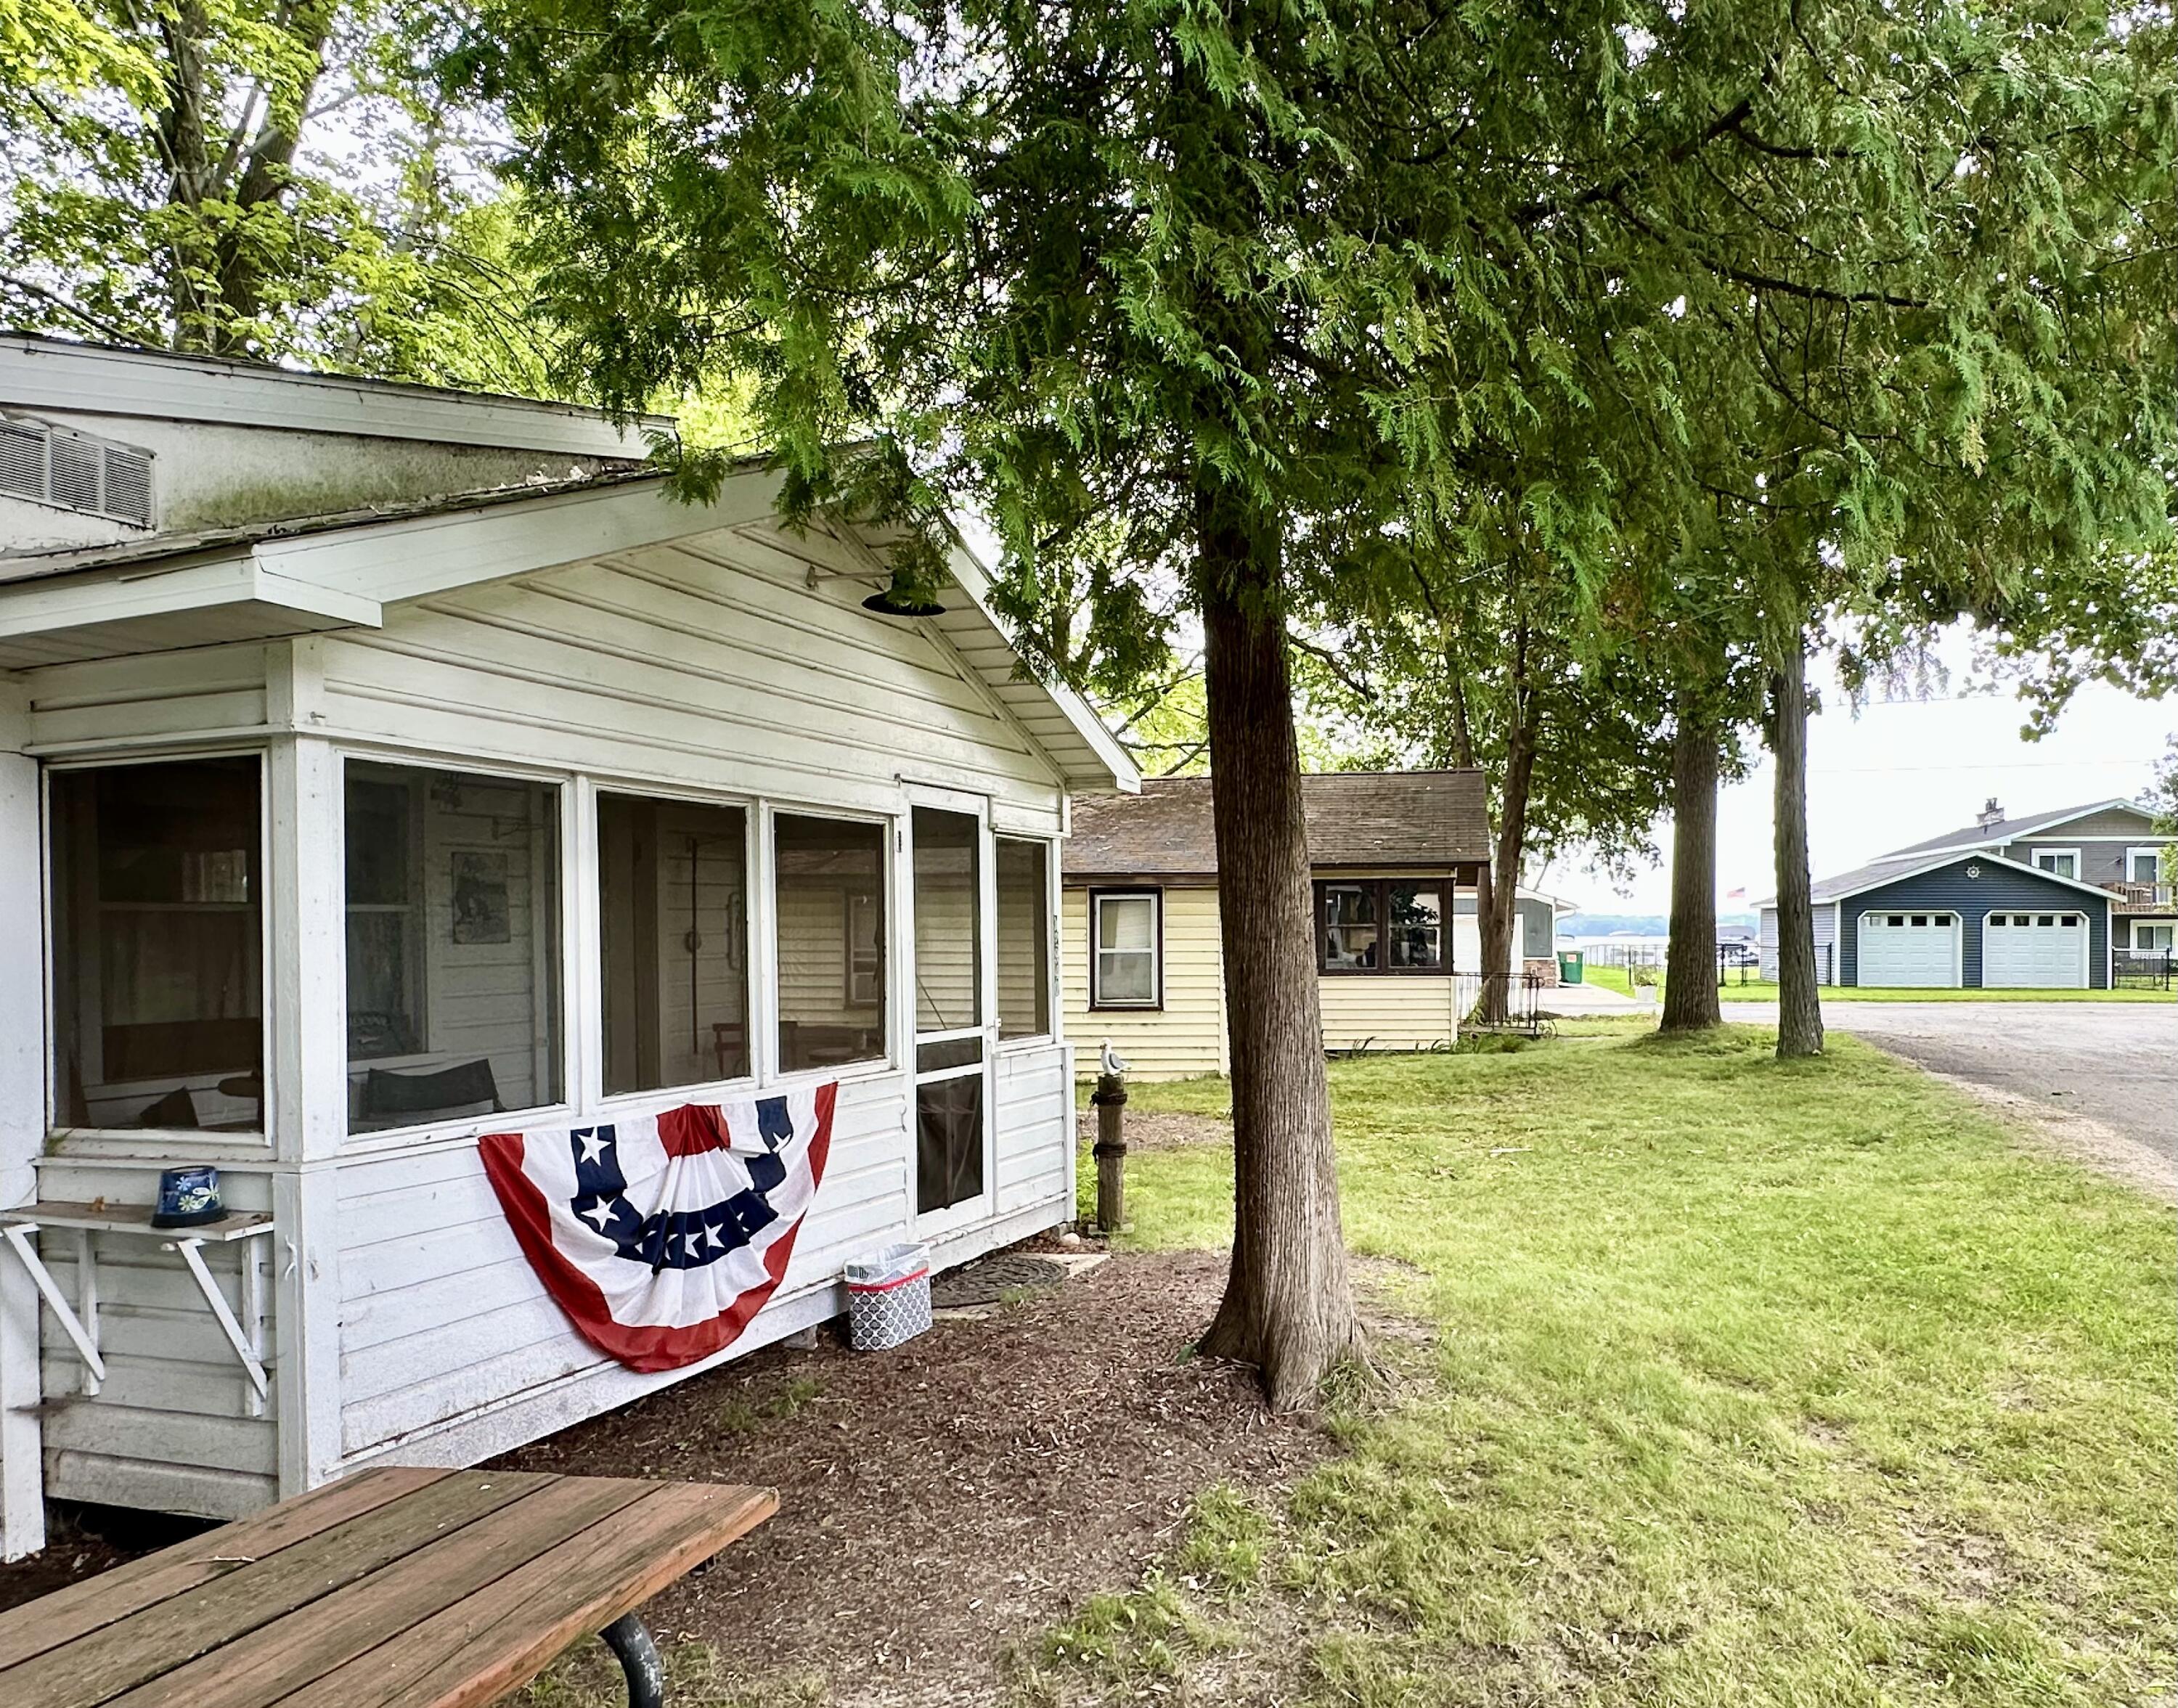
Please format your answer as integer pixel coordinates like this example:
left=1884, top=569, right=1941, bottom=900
left=343, top=763, right=562, bottom=1133
left=2031, top=848, right=2079, bottom=879
left=2128, top=848, right=2164, bottom=886
left=1091, top=890, right=1161, bottom=1008
left=597, top=792, right=750, bottom=1095
left=2134, top=922, right=2173, bottom=952
left=49, top=758, right=264, bottom=1131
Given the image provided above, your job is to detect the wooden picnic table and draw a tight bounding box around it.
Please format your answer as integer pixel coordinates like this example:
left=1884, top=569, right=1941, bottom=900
left=0, top=1466, right=775, bottom=1708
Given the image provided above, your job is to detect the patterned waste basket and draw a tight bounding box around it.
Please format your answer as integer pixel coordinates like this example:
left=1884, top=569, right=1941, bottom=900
left=844, top=1243, right=932, bottom=1352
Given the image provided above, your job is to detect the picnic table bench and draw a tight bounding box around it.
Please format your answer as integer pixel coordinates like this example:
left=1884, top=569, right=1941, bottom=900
left=0, top=1466, right=775, bottom=1708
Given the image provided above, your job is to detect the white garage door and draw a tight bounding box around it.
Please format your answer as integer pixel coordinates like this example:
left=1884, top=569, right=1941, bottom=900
left=1983, top=911, right=2088, bottom=989
left=1857, top=911, right=1959, bottom=986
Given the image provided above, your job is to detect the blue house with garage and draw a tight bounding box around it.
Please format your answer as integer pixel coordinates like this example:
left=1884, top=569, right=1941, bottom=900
left=1757, top=797, right=2174, bottom=990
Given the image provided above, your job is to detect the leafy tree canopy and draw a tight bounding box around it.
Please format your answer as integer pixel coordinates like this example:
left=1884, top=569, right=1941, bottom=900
left=3, top=0, right=552, bottom=390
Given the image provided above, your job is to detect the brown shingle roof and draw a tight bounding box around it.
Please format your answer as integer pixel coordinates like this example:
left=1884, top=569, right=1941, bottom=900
left=1065, top=772, right=1490, bottom=878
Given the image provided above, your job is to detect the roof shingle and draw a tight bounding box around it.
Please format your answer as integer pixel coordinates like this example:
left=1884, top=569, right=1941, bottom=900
left=1064, top=771, right=1490, bottom=878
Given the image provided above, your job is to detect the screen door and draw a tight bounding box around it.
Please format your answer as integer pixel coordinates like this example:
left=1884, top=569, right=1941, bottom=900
left=910, top=805, right=990, bottom=1218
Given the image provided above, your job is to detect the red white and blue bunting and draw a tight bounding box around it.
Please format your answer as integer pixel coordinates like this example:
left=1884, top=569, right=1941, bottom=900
left=480, top=1084, right=836, bottom=1373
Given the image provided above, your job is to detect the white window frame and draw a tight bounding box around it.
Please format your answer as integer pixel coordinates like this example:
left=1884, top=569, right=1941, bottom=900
left=1089, top=888, right=1162, bottom=1010
left=41, top=747, right=276, bottom=1149
left=992, top=832, right=1060, bottom=1049
left=333, top=748, right=578, bottom=1153
left=2131, top=919, right=2174, bottom=952
left=2125, top=846, right=2165, bottom=886
left=588, top=780, right=762, bottom=1112
left=2030, top=846, right=2081, bottom=880
left=766, top=798, right=900, bottom=1091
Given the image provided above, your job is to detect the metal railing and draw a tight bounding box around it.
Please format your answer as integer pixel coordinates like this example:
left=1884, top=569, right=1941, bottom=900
left=2113, top=949, right=2174, bottom=991
left=1464, top=972, right=1549, bottom=1038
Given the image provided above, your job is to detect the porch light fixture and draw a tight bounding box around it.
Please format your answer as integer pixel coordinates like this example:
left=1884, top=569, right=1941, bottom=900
left=862, top=565, right=947, bottom=618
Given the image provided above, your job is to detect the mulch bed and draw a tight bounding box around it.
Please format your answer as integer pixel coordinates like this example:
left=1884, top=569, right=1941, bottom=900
left=0, top=1247, right=1330, bottom=1705
left=1074, top=1107, right=1233, bottom=1153
left=495, top=1249, right=1326, bottom=1702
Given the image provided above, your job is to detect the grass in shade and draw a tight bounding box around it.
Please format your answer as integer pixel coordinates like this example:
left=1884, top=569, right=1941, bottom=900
left=1039, top=1028, right=2175, bottom=1707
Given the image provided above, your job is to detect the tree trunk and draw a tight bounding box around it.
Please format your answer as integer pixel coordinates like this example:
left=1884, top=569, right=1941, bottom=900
left=1769, top=640, right=1824, bottom=1058
left=1660, top=694, right=1723, bottom=1031
left=1477, top=657, right=1535, bottom=1023
left=1193, top=493, right=1361, bottom=1408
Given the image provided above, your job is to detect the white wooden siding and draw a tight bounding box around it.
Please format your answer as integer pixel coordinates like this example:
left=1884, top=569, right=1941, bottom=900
left=7, top=520, right=1086, bottom=1526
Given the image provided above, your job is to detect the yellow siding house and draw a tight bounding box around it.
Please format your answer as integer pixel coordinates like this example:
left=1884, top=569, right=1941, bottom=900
left=1063, top=773, right=1528, bottom=1079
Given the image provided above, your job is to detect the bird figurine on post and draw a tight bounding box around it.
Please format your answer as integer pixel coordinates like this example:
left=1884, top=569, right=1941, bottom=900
left=1090, top=1040, right=1129, bottom=1234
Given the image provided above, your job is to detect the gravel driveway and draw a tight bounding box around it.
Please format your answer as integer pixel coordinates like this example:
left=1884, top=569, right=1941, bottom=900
left=1723, top=1000, right=2178, bottom=1176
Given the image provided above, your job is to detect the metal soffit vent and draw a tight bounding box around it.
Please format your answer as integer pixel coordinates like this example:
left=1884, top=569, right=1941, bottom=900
left=0, top=417, right=154, bottom=526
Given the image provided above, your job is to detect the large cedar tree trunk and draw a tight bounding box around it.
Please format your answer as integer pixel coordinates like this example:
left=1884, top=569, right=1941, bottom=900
left=1769, top=641, right=1824, bottom=1058
left=1477, top=711, right=1535, bottom=1021
left=1660, top=695, right=1723, bottom=1031
left=1194, top=498, right=1361, bottom=1407
left=1476, top=624, right=1535, bottom=1023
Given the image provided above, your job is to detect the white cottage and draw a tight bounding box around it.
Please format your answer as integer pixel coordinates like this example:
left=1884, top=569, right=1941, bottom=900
left=0, top=335, right=1137, bottom=1559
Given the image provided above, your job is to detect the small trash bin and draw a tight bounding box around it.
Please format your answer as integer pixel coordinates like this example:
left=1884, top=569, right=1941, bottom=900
left=844, top=1243, right=931, bottom=1351
left=1557, top=949, right=1584, bottom=984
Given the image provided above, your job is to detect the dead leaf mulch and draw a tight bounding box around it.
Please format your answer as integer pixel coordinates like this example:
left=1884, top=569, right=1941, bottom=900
left=495, top=1249, right=1325, bottom=1704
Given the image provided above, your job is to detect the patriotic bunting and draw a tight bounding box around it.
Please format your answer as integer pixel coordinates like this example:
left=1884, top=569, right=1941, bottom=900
left=480, top=1083, right=836, bottom=1372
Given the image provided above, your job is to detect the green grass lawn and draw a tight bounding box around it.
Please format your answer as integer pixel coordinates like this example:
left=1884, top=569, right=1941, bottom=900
left=1045, top=1029, right=2176, bottom=1707
left=1572, top=963, right=1652, bottom=998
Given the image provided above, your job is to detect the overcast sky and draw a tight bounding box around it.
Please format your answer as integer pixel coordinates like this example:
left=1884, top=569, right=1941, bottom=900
left=1549, top=672, right=2172, bottom=916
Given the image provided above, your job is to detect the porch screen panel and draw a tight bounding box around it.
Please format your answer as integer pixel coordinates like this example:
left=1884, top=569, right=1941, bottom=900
left=599, top=794, right=751, bottom=1093
left=995, top=838, right=1051, bottom=1038
left=344, top=762, right=562, bottom=1133
left=775, top=813, right=887, bottom=1071
left=912, top=807, right=981, bottom=1033
left=49, top=758, right=264, bottom=1131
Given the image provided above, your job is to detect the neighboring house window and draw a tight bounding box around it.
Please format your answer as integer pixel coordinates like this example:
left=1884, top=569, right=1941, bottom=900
left=1090, top=890, right=1161, bottom=1008
left=2031, top=848, right=2080, bottom=879
left=1316, top=879, right=1450, bottom=974
left=2134, top=923, right=2174, bottom=952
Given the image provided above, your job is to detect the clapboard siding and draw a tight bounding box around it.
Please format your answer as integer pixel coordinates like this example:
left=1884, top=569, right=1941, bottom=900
left=24, top=1156, right=278, bottom=1519
left=7, top=508, right=1089, bottom=1535
left=994, top=1045, right=1072, bottom=1214
left=1061, top=884, right=1228, bottom=1079
left=311, top=537, right=1063, bottom=823
left=333, top=1074, right=913, bottom=1451
left=1318, top=976, right=1461, bottom=1052
left=1840, top=862, right=2109, bottom=988
left=22, top=643, right=271, bottom=751
left=1758, top=902, right=1840, bottom=984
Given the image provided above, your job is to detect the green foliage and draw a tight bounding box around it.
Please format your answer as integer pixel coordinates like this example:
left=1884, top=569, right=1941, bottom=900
left=2, top=0, right=554, bottom=390
left=453, top=0, right=2173, bottom=769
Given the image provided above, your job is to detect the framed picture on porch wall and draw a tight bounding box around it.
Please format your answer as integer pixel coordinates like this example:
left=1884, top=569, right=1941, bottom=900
left=450, top=851, right=511, bottom=944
